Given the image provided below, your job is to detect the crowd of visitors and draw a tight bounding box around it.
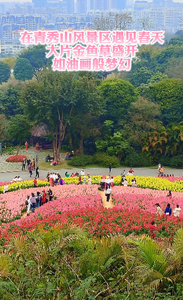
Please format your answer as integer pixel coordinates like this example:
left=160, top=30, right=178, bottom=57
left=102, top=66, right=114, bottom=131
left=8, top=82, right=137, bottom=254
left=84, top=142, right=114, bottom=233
left=25, top=188, right=54, bottom=216
left=154, top=190, right=181, bottom=218
left=21, top=158, right=40, bottom=178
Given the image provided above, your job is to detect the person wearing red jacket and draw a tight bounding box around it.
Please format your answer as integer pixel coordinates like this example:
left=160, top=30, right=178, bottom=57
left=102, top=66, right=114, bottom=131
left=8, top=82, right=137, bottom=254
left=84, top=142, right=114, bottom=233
left=41, top=190, right=46, bottom=205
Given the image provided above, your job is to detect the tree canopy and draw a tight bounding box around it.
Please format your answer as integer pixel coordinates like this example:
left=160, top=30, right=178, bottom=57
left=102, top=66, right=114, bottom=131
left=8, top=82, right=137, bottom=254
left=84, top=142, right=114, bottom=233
left=14, top=58, right=33, bottom=81
left=20, top=70, right=103, bottom=161
left=0, top=62, right=10, bottom=85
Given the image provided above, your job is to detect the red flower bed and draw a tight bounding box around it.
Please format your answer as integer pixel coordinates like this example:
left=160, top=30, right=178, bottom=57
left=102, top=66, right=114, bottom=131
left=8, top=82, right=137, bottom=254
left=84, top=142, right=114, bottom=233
left=6, top=155, right=27, bottom=162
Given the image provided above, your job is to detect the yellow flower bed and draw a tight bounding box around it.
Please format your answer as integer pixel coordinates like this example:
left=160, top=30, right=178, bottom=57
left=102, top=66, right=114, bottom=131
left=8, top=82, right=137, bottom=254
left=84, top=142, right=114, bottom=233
left=1, top=175, right=183, bottom=193
left=64, top=175, right=183, bottom=192
left=0, top=180, right=49, bottom=194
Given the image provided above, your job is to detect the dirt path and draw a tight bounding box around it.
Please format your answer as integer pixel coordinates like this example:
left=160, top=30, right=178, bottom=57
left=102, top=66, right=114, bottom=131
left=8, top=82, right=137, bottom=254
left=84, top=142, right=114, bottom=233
left=98, top=191, right=114, bottom=209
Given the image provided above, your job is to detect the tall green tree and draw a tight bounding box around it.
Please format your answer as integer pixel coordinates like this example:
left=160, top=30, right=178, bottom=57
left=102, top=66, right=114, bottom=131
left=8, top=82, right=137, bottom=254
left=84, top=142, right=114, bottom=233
left=0, top=62, right=10, bottom=85
left=14, top=58, right=33, bottom=81
left=5, top=114, right=31, bottom=154
left=150, top=78, right=183, bottom=125
left=124, top=97, right=161, bottom=147
left=99, top=78, right=138, bottom=125
left=20, top=70, right=102, bottom=161
left=19, top=45, right=52, bottom=79
left=0, top=86, right=23, bottom=118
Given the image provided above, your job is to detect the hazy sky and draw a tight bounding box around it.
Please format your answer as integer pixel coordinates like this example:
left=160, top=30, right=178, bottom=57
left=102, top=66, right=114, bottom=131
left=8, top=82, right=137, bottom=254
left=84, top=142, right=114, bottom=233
left=0, top=0, right=183, bottom=3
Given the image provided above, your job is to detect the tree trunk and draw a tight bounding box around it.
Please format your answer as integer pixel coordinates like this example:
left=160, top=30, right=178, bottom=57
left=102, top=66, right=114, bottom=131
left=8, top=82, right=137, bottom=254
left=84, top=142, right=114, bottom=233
left=16, top=141, right=21, bottom=155
left=69, top=136, right=73, bottom=148
left=79, top=138, right=84, bottom=155
left=53, top=121, right=66, bottom=162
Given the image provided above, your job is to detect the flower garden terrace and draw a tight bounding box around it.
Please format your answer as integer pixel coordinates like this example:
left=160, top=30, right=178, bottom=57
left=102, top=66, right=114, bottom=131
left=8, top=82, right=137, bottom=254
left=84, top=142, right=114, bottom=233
left=1, top=175, right=183, bottom=193
left=0, top=182, right=183, bottom=245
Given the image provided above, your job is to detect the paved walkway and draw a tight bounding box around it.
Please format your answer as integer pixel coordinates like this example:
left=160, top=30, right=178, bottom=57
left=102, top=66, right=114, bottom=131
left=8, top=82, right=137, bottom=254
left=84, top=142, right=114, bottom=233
left=0, top=167, right=182, bottom=182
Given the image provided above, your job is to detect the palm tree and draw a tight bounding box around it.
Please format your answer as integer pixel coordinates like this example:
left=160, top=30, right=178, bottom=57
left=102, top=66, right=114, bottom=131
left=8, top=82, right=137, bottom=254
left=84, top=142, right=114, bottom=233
left=129, top=236, right=179, bottom=290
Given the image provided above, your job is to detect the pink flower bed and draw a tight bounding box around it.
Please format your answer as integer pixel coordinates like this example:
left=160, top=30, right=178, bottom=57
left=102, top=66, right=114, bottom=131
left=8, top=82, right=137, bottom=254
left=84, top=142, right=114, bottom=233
left=112, top=186, right=183, bottom=217
left=158, top=176, right=183, bottom=182
left=1, top=185, right=183, bottom=244
left=0, top=185, right=100, bottom=222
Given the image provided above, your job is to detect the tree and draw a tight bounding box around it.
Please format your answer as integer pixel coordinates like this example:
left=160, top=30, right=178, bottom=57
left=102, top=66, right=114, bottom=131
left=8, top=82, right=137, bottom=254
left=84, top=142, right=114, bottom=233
left=2, top=57, right=16, bottom=69
left=19, top=45, right=52, bottom=79
left=150, top=78, right=183, bottom=126
left=0, top=86, right=23, bottom=118
left=99, top=78, right=138, bottom=125
left=124, top=97, right=161, bottom=147
left=14, top=58, right=33, bottom=81
left=0, top=62, right=10, bottom=85
left=95, top=121, right=131, bottom=161
left=5, top=115, right=31, bottom=154
left=165, top=57, right=183, bottom=81
left=20, top=70, right=102, bottom=161
left=70, top=113, right=100, bottom=155
left=128, top=67, right=153, bottom=87
left=0, top=114, right=8, bottom=140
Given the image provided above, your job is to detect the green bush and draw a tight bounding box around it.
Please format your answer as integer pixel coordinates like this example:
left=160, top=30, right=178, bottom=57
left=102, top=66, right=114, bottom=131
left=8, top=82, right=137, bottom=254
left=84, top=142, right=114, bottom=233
left=68, top=153, right=120, bottom=167
left=124, top=152, right=152, bottom=167
left=68, top=155, right=94, bottom=167
left=159, top=156, right=171, bottom=166
left=170, top=156, right=183, bottom=168
left=93, top=153, right=120, bottom=167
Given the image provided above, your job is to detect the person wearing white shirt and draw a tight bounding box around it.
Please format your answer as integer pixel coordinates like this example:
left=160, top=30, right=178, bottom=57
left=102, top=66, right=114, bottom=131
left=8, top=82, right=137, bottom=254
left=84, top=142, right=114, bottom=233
left=123, top=179, right=128, bottom=187
left=173, top=205, right=181, bottom=217
left=26, top=195, right=31, bottom=216
left=88, top=176, right=92, bottom=185
left=4, top=185, right=8, bottom=193
left=80, top=169, right=85, bottom=176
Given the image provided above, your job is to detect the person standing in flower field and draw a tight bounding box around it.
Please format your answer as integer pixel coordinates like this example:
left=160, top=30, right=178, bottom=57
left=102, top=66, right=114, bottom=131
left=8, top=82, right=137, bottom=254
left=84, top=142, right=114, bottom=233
left=173, top=205, right=181, bottom=217
left=105, top=183, right=112, bottom=202
left=155, top=203, right=163, bottom=216
left=25, top=195, right=31, bottom=216
left=88, top=175, right=92, bottom=185
left=164, top=203, right=172, bottom=216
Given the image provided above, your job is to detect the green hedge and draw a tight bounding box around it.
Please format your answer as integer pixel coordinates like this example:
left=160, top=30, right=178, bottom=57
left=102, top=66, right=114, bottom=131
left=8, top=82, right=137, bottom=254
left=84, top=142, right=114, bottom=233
left=68, top=155, right=94, bottom=167
left=124, top=152, right=152, bottom=167
left=170, top=156, right=183, bottom=168
left=159, top=156, right=171, bottom=166
left=93, top=153, right=120, bottom=167
left=68, top=153, right=120, bottom=168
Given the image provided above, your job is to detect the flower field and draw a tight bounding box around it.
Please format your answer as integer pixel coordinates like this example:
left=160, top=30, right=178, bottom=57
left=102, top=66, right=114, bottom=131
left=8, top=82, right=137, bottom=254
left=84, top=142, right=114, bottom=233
left=1, top=175, right=183, bottom=194
left=0, top=182, right=183, bottom=245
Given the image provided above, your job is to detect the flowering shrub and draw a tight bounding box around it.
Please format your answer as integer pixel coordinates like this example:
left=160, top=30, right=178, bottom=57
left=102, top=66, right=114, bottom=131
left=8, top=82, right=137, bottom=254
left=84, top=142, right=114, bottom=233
left=6, top=155, right=27, bottom=162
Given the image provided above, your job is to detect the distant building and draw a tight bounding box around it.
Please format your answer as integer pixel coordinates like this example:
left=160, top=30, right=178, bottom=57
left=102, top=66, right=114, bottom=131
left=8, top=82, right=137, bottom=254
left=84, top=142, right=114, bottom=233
left=0, top=39, right=26, bottom=55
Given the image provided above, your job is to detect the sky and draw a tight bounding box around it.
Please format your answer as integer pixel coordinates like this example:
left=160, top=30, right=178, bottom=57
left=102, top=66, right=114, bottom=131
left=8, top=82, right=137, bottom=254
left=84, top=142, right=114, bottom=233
left=0, top=0, right=183, bottom=3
